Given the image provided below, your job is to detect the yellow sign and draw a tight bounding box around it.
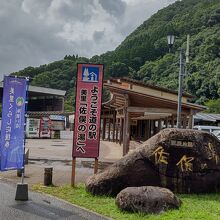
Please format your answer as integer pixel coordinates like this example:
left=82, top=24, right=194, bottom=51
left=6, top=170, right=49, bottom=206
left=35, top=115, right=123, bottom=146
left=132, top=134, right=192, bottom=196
left=176, top=155, right=194, bottom=172
left=207, top=142, right=217, bottom=163
left=152, top=146, right=169, bottom=165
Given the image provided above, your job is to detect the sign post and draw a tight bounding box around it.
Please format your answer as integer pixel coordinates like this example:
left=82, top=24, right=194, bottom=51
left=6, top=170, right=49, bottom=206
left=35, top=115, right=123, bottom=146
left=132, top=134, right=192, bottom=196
left=72, top=63, right=104, bottom=186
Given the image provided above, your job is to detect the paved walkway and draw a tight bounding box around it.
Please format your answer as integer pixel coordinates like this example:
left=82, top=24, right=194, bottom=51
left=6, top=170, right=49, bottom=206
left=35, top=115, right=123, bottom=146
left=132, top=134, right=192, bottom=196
left=0, top=180, right=108, bottom=220
left=0, top=139, right=123, bottom=186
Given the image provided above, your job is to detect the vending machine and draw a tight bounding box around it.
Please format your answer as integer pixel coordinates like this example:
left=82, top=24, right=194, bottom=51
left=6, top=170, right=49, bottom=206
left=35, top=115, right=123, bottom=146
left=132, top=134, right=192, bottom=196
left=26, top=118, right=40, bottom=138
left=39, top=117, right=51, bottom=138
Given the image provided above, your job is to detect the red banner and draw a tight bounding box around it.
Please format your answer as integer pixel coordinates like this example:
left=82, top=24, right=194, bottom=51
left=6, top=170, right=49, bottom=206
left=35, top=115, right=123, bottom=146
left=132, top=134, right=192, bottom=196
left=72, top=63, right=104, bottom=158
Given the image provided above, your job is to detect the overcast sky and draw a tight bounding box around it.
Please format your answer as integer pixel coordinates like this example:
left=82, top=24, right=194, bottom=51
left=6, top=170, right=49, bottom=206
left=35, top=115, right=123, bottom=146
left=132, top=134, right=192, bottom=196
left=0, top=0, right=176, bottom=78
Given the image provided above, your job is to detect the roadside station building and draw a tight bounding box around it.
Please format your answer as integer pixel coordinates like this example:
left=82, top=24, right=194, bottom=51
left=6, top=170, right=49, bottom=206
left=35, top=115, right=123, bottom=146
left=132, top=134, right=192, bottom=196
left=101, top=77, right=205, bottom=155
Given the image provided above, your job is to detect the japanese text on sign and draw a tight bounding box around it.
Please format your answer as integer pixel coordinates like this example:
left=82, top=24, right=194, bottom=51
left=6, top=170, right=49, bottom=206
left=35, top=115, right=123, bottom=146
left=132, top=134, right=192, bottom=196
left=73, top=64, right=104, bottom=158
left=0, top=76, right=27, bottom=171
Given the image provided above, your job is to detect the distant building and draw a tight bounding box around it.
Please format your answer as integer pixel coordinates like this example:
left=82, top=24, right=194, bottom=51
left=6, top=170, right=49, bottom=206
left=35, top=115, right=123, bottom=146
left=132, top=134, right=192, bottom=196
left=0, top=82, right=66, bottom=138
left=194, top=113, right=220, bottom=126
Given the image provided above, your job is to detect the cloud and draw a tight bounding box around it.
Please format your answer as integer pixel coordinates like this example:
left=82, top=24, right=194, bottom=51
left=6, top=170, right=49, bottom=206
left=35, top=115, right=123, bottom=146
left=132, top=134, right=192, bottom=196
left=93, top=30, right=105, bottom=43
left=0, top=0, right=177, bottom=78
left=0, top=0, right=74, bottom=79
left=21, top=0, right=52, bottom=17
left=98, top=0, right=126, bottom=18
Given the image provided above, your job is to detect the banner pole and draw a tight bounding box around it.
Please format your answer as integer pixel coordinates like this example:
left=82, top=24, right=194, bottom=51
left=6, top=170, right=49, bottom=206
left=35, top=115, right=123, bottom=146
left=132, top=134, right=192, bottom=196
left=94, top=158, right=98, bottom=174
left=15, top=76, right=29, bottom=201
left=21, top=77, right=29, bottom=184
left=21, top=172, right=24, bottom=184
left=71, top=157, right=76, bottom=187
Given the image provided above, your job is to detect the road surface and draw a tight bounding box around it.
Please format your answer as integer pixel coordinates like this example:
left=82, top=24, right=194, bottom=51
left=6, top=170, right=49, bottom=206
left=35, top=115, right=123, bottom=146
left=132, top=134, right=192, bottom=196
left=0, top=180, right=108, bottom=220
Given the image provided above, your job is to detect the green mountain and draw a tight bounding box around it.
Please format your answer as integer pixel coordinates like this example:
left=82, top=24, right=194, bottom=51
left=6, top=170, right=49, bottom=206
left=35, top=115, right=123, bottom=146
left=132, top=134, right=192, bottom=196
left=11, top=0, right=220, bottom=112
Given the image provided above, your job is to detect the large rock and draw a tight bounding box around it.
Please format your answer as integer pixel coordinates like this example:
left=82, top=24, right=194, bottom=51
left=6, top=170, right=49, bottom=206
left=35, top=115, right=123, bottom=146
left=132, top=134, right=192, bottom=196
left=86, top=128, right=220, bottom=196
left=116, top=186, right=181, bottom=214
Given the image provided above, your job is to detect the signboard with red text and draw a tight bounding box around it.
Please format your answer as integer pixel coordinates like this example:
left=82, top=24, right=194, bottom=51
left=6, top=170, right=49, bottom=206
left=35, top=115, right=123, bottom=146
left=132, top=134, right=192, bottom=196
left=72, top=63, right=104, bottom=158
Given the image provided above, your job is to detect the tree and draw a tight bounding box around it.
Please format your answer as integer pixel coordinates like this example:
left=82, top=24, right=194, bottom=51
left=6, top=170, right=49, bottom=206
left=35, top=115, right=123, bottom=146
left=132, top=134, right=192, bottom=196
left=109, top=62, right=129, bottom=77
left=205, top=99, right=220, bottom=113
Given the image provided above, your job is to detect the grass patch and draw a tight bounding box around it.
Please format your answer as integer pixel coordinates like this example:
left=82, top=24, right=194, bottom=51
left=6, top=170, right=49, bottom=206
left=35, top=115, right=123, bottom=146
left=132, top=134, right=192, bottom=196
left=32, top=184, right=220, bottom=220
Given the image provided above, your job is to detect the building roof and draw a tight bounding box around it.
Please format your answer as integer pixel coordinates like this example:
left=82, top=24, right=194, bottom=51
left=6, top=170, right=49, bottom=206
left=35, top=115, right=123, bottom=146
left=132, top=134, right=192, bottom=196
left=104, top=77, right=205, bottom=112
left=107, top=77, right=194, bottom=99
left=0, top=82, right=66, bottom=97
left=194, top=113, right=220, bottom=122
left=28, top=85, right=66, bottom=96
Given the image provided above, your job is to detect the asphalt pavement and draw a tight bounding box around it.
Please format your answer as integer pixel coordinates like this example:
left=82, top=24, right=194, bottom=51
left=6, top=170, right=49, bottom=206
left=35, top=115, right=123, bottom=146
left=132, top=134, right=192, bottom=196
left=0, top=139, right=123, bottom=186
left=0, top=138, right=122, bottom=220
left=0, top=180, right=109, bottom=220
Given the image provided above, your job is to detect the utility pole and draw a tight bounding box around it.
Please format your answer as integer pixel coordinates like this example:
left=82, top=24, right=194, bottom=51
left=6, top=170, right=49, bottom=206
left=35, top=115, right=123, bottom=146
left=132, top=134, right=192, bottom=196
left=176, top=49, right=184, bottom=128
left=167, top=34, right=190, bottom=128
left=176, top=35, right=190, bottom=128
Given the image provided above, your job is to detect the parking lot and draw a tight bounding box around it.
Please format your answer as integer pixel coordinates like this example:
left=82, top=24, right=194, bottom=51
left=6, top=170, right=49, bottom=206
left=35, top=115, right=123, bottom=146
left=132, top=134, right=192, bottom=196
left=0, top=139, right=123, bottom=186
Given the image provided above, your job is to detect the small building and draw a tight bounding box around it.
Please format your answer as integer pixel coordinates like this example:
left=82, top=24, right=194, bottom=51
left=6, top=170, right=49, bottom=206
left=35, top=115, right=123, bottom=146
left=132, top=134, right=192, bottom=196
left=0, top=82, right=66, bottom=138
left=0, top=82, right=66, bottom=114
left=26, top=85, right=66, bottom=138
left=101, top=77, right=206, bottom=155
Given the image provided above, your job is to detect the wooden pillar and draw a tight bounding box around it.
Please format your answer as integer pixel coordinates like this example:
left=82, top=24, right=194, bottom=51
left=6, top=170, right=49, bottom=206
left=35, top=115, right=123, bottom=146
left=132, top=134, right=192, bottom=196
left=158, top=119, right=162, bottom=132
left=188, top=110, right=194, bottom=129
left=171, top=115, right=175, bottom=128
left=144, top=120, right=147, bottom=139
left=165, top=117, right=168, bottom=128
left=146, top=120, right=150, bottom=139
left=108, top=119, right=111, bottom=141
left=136, top=121, right=139, bottom=138
left=119, top=118, right=123, bottom=145
left=135, top=121, right=138, bottom=138
left=126, top=113, right=130, bottom=154
left=112, top=112, right=116, bottom=142
left=183, top=116, right=187, bottom=129
left=153, top=120, right=156, bottom=135
left=150, top=120, right=154, bottom=137
left=140, top=121, right=142, bottom=137
left=140, top=120, right=143, bottom=138
left=123, top=109, right=130, bottom=156
left=102, top=118, right=106, bottom=140
left=115, top=118, right=119, bottom=143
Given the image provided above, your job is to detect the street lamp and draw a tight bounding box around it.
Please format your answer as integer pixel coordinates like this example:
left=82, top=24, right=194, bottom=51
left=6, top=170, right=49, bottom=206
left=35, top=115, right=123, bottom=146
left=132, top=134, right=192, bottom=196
left=167, top=35, right=175, bottom=52
left=167, top=34, right=188, bottom=129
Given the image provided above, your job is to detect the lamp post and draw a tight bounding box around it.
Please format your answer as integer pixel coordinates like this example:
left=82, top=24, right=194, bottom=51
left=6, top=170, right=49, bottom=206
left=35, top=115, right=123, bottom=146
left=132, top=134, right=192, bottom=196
left=167, top=35, right=185, bottom=128
left=167, top=35, right=175, bottom=52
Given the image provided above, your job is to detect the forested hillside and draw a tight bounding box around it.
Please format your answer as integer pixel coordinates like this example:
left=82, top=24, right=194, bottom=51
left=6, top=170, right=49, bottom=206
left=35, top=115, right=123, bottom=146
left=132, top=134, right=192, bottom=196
left=11, top=0, right=220, bottom=112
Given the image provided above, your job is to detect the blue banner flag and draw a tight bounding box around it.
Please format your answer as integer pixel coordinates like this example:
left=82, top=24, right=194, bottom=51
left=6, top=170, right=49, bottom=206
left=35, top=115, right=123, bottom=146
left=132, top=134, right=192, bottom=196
left=0, top=76, right=27, bottom=171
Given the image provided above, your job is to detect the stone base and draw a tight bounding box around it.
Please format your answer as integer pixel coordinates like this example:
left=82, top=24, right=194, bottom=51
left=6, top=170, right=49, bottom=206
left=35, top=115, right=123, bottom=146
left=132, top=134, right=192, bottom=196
left=15, top=183, right=28, bottom=201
